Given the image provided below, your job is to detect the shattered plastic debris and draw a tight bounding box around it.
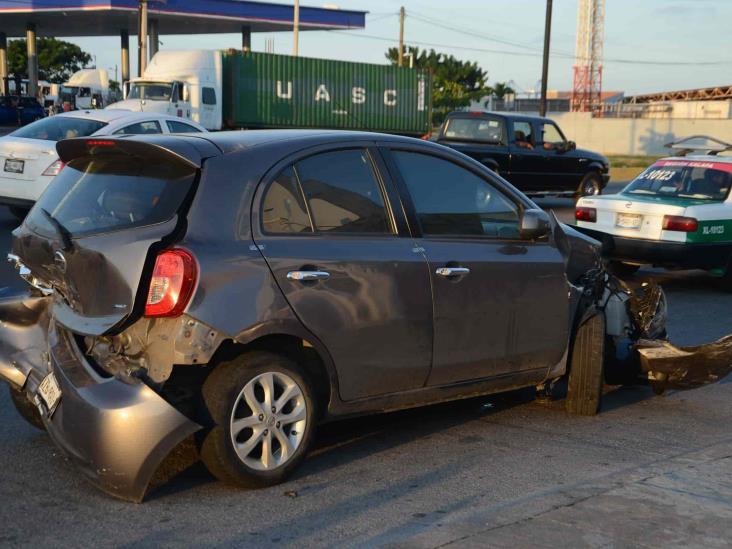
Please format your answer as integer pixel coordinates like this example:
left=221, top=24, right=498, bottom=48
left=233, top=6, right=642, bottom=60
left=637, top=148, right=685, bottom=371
left=637, top=334, right=732, bottom=393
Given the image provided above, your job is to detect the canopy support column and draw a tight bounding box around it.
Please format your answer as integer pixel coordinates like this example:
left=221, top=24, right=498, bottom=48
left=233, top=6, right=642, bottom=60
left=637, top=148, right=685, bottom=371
left=26, top=23, right=38, bottom=98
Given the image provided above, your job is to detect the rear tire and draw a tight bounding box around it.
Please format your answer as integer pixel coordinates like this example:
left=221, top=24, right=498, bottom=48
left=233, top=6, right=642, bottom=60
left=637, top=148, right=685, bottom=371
left=566, top=313, right=606, bottom=416
left=608, top=261, right=640, bottom=277
left=9, top=386, right=46, bottom=431
left=8, top=206, right=29, bottom=221
left=578, top=172, right=602, bottom=197
left=199, top=351, right=316, bottom=488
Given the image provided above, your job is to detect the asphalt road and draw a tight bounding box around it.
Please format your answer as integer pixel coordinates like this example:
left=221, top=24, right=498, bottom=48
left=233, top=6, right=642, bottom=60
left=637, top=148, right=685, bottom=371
left=1, top=191, right=732, bottom=548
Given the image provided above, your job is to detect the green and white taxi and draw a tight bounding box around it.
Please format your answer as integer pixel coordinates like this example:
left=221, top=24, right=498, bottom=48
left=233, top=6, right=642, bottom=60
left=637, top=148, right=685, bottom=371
left=575, top=146, right=732, bottom=281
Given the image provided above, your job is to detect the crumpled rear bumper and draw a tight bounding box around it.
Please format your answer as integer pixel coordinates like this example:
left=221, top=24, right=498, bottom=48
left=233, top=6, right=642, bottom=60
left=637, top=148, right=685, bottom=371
left=0, top=291, right=201, bottom=502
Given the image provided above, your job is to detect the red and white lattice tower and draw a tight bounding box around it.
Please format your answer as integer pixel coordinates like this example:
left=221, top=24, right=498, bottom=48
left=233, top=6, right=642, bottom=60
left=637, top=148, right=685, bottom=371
left=571, top=0, right=605, bottom=112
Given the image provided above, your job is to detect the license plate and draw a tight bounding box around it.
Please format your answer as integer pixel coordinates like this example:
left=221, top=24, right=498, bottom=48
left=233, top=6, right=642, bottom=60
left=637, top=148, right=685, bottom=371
left=3, top=159, right=24, bottom=174
left=37, top=371, right=61, bottom=415
left=616, top=213, right=642, bottom=229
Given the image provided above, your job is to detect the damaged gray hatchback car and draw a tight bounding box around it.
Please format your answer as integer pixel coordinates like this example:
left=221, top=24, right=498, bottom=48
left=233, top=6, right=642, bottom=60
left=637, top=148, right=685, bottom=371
left=1, top=131, right=666, bottom=502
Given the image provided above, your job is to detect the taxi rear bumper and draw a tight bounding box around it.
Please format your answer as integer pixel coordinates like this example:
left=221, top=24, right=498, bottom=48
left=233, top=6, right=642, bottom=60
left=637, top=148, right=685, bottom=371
left=577, top=227, right=732, bottom=270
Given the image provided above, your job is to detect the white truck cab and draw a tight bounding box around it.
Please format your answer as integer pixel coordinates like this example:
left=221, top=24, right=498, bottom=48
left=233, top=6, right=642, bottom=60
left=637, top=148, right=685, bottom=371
left=63, top=69, right=110, bottom=109
left=108, top=50, right=223, bottom=130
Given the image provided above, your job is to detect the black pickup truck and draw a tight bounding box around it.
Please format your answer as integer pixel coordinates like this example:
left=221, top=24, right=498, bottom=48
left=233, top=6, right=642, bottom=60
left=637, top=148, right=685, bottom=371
left=435, top=111, right=610, bottom=196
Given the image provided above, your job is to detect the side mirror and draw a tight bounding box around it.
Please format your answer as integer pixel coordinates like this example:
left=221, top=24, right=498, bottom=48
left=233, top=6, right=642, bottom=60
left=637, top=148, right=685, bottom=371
left=520, top=208, right=551, bottom=240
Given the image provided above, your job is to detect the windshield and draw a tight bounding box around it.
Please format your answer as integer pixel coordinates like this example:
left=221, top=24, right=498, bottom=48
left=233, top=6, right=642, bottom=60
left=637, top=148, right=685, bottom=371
left=10, top=116, right=107, bottom=141
left=127, top=82, right=172, bottom=101
left=28, top=154, right=196, bottom=237
left=443, top=117, right=505, bottom=143
left=624, top=160, right=732, bottom=201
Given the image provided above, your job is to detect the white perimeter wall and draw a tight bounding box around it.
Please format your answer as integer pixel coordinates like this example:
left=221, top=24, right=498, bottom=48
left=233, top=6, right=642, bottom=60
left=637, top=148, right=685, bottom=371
left=550, top=112, right=732, bottom=156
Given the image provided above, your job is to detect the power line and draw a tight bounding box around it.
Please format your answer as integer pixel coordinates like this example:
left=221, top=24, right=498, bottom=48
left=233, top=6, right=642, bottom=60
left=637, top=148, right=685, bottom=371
left=332, top=28, right=732, bottom=67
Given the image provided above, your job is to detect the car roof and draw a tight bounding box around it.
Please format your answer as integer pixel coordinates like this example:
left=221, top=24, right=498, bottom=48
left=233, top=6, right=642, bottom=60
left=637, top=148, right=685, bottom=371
left=55, top=109, right=197, bottom=124
left=660, top=154, right=732, bottom=164
left=151, top=129, right=437, bottom=155
left=446, top=110, right=554, bottom=124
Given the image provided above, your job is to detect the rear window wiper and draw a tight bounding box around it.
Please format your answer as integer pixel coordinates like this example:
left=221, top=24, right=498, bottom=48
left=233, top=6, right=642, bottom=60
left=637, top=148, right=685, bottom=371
left=40, top=207, right=74, bottom=251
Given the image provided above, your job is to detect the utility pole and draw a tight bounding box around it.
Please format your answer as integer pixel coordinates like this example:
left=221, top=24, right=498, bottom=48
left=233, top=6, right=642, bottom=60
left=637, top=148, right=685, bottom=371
left=398, top=6, right=405, bottom=67
left=139, top=0, right=148, bottom=76
left=539, top=0, right=553, bottom=117
left=293, top=0, right=300, bottom=56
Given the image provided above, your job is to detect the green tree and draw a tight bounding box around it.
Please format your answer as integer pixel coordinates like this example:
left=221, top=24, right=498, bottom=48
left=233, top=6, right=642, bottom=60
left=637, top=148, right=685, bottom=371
left=386, top=46, right=492, bottom=125
left=8, top=37, right=92, bottom=83
left=491, top=81, right=515, bottom=99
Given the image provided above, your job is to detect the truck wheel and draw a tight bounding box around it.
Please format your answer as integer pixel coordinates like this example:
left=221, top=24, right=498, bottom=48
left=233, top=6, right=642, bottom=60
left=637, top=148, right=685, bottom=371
left=566, top=313, right=605, bottom=416
left=9, top=387, right=46, bottom=431
left=608, top=261, right=640, bottom=277
left=199, top=351, right=316, bottom=488
left=578, top=172, right=602, bottom=197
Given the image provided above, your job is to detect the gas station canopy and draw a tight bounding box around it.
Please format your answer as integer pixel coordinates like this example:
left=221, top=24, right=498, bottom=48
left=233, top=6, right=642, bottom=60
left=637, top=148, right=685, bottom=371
left=0, top=0, right=366, bottom=37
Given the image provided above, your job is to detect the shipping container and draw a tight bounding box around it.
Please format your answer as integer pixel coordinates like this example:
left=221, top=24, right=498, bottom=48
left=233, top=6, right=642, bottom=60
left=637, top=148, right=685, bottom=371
left=221, top=51, right=432, bottom=135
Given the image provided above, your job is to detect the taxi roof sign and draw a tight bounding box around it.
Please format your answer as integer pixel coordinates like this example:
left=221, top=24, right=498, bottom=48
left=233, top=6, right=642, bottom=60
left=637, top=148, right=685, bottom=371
left=665, top=135, right=732, bottom=156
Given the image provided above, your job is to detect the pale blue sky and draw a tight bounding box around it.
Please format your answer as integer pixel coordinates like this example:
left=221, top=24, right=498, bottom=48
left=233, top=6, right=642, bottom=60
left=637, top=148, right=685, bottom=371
left=70, top=0, right=731, bottom=95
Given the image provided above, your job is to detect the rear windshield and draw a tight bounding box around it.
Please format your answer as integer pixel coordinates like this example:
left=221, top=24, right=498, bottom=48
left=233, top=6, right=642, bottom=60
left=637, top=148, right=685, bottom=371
left=28, top=154, right=196, bottom=237
left=10, top=116, right=107, bottom=142
left=624, top=160, right=732, bottom=201
left=443, top=117, right=505, bottom=144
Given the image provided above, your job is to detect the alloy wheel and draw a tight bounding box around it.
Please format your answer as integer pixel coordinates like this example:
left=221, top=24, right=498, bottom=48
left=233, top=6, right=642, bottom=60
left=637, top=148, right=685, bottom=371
left=229, top=371, right=308, bottom=471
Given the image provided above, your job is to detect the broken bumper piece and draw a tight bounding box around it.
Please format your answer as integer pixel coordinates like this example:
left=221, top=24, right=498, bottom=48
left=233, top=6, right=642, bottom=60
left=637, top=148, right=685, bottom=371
left=638, top=335, right=732, bottom=393
left=0, top=291, right=201, bottom=502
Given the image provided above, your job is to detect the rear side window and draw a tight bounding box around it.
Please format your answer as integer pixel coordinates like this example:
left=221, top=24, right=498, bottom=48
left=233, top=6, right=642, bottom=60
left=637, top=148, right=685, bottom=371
left=10, top=116, right=107, bottom=141
left=202, top=87, right=216, bottom=105
left=29, top=155, right=196, bottom=237
left=262, top=167, right=313, bottom=234
left=166, top=120, right=201, bottom=133
left=295, top=149, right=391, bottom=234
left=113, top=120, right=162, bottom=135
left=443, top=117, right=505, bottom=144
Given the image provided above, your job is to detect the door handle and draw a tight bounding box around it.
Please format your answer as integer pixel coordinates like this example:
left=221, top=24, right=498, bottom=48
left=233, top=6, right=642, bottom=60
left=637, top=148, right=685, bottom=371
left=435, top=267, right=470, bottom=277
left=287, top=270, right=330, bottom=281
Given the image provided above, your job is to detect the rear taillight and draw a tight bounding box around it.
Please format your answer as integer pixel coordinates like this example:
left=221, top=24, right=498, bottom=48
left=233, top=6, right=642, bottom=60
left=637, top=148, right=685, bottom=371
left=575, top=206, right=597, bottom=222
left=144, top=249, right=197, bottom=317
left=663, top=215, right=699, bottom=233
left=662, top=215, right=698, bottom=232
left=42, top=160, right=64, bottom=176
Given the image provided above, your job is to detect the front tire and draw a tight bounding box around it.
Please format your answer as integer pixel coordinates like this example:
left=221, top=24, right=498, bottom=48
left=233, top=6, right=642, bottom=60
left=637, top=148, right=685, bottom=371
left=578, top=172, right=603, bottom=197
left=566, top=313, right=606, bottom=416
left=199, top=351, right=316, bottom=488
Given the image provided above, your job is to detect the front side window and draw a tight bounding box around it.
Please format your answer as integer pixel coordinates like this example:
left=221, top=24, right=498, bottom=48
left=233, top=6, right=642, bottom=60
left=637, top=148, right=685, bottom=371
left=29, top=154, right=196, bottom=237
left=295, top=149, right=391, bottom=234
left=10, top=116, right=107, bottom=141
left=202, top=87, right=217, bottom=105
left=261, top=167, right=313, bottom=234
left=393, top=151, right=520, bottom=238
left=540, top=123, right=565, bottom=150
left=443, top=117, right=505, bottom=144
left=114, top=120, right=162, bottom=135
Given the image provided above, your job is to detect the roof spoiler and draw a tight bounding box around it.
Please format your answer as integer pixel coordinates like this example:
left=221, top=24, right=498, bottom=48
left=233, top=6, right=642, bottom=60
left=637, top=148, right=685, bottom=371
left=56, top=136, right=208, bottom=168
left=664, top=135, right=732, bottom=156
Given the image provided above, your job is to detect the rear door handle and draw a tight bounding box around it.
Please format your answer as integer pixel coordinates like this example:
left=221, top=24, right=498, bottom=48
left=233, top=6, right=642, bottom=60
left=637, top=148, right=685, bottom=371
left=435, top=267, right=470, bottom=277
left=287, top=270, right=331, bottom=281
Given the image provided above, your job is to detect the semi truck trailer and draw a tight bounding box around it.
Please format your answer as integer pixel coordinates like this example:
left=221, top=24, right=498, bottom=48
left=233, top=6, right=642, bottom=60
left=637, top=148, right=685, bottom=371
left=108, top=50, right=432, bottom=136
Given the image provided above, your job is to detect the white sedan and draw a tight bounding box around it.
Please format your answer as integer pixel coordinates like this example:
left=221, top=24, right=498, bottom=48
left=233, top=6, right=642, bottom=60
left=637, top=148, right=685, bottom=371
left=0, top=110, right=207, bottom=219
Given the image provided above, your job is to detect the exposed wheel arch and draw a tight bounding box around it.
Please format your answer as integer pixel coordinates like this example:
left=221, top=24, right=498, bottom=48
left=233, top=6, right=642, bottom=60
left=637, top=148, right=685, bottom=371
left=207, top=332, right=334, bottom=420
